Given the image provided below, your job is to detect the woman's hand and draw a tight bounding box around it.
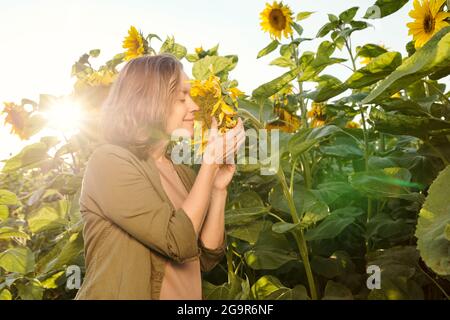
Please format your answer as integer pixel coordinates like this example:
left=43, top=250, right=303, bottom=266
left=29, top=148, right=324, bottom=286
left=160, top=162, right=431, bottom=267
left=213, top=164, right=236, bottom=191
left=203, top=117, right=245, bottom=168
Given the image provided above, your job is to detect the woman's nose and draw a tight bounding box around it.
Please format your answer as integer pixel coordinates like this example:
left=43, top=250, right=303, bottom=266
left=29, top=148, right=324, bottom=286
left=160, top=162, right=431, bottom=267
left=189, top=99, right=200, bottom=112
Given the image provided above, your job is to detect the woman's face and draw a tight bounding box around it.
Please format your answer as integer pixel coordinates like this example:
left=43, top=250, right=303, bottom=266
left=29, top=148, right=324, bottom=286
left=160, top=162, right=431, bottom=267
left=165, top=71, right=199, bottom=137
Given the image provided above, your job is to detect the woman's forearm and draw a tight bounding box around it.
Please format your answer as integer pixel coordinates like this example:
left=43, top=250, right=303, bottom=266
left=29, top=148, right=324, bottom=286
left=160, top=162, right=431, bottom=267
left=181, top=163, right=218, bottom=235
left=199, top=188, right=227, bottom=249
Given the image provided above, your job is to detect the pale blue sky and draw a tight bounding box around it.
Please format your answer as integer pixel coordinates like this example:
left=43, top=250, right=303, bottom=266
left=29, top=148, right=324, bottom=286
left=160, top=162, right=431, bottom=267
left=0, top=0, right=415, bottom=160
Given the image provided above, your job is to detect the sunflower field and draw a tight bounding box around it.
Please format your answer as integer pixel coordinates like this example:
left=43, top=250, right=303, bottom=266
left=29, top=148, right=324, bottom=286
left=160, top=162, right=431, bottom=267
left=1, top=0, right=450, bottom=300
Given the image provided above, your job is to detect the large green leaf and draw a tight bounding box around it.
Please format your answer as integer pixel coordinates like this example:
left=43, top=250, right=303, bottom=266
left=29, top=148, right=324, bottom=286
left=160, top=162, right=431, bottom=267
left=370, top=108, right=450, bottom=138
left=203, top=273, right=250, bottom=300
left=0, top=247, right=35, bottom=274
left=345, top=52, right=402, bottom=89
left=252, top=66, right=301, bottom=101
left=349, top=167, right=422, bottom=200
left=415, top=165, right=450, bottom=276
left=244, top=247, right=298, bottom=270
left=367, top=246, right=424, bottom=300
left=27, top=200, right=68, bottom=234
left=307, top=75, right=347, bottom=102
left=2, top=142, right=51, bottom=173
left=192, top=55, right=233, bottom=80
left=228, top=220, right=271, bottom=244
left=363, top=27, right=450, bottom=103
left=305, top=207, right=364, bottom=241
left=288, top=125, right=342, bottom=158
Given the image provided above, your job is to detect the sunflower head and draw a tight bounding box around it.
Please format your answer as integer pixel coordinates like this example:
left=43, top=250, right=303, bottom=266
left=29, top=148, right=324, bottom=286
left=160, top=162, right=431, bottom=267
left=2, top=102, right=30, bottom=140
left=407, top=0, right=450, bottom=48
left=189, top=75, right=239, bottom=154
left=260, top=1, right=294, bottom=40
left=307, top=102, right=327, bottom=128
left=122, top=26, right=148, bottom=61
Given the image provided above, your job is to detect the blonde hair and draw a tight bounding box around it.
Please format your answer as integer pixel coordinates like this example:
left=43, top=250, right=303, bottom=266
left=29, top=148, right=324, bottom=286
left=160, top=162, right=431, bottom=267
left=101, top=53, right=183, bottom=160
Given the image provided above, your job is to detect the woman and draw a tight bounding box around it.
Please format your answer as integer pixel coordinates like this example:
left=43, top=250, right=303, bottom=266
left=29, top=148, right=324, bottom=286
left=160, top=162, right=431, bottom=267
left=75, top=53, right=245, bottom=300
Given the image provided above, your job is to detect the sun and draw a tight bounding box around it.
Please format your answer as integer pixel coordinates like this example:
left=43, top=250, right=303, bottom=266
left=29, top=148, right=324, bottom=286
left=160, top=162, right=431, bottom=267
left=45, top=100, right=82, bottom=136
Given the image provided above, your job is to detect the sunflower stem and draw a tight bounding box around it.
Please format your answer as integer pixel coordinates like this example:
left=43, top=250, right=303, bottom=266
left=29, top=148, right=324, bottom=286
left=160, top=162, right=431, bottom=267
left=277, top=168, right=318, bottom=300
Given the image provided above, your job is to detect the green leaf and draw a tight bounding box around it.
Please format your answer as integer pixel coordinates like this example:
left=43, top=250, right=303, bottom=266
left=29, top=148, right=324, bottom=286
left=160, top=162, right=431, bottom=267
left=316, top=21, right=340, bottom=38
left=0, top=227, right=30, bottom=240
left=367, top=246, right=424, bottom=300
left=228, top=220, right=271, bottom=244
left=364, top=0, right=409, bottom=19
left=288, top=125, right=342, bottom=159
left=339, top=7, right=359, bottom=23
left=272, top=221, right=301, bottom=234
left=0, top=289, right=12, bottom=300
left=292, top=22, right=303, bottom=36
left=251, top=275, right=309, bottom=300
left=320, top=136, right=363, bottom=159
left=269, top=56, right=295, bottom=68
left=192, top=55, right=233, bottom=80
left=0, top=205, right=8, bottom=221
left=257, top=40, right=279, bottom=58
left=244, top=247, right=298, bottom=270
left=363, top=27, right=450, bottom=103
left=0, top=189, right=20, bottom=206
left=349, top=167, right=422, bottom=200
left=0, top=247, right=35, bottom=274
left=300, top=200, right=330, bottom=228
left=89, top=49, right=100, bottom=57
left=42, top=232, right=84, bottom=273
left=322, top=281, right=353, bottom=300
left=252, top=66, right=301, bottom=101
left=356, top=44, right=388, bottom=58
left=370, top=108, right=450, bottom=138
left=415, top=165, right=450, bottom=276
left=345, top=52, right=402, bottom=89
left=307, top=75, right=347, bottom=102
left=16, top=279, right=44, bottom=300
left=305, top=207, right=364, bottom=241
left=203, top=274, right=250, bottom=300
left=2, top=142, right=51, bottom=173
left=27, top=200, right=68, bottom=234
left=296, top=11, right=315, bottom=21
left=225, top=206, right=269, bottom=225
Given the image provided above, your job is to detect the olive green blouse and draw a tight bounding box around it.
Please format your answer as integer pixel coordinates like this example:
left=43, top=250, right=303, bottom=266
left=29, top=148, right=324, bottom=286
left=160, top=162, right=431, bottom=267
left=74, top=143, right=226, bottom=300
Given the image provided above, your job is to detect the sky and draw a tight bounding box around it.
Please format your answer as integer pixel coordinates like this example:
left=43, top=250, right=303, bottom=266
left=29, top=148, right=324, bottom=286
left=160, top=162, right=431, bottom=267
left=0, top=0, right=416, bottom=162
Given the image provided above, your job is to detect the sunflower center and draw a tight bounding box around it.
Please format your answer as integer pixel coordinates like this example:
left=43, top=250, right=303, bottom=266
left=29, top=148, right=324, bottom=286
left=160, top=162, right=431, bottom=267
left=423, top=13, right=435, bottom=34
left=269, top=9, right=287, bottom=31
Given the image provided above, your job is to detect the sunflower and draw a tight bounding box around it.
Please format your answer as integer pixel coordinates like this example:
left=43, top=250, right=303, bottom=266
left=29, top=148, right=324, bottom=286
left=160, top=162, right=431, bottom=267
left=74, top=68, right=117, bottom=90
left=307, top=102, right=327, bottom=128
left=407, top=0, right=450, bottom=49
left=260, top=1, right=294, bottom=40
left=2, top=102, right=30, bottom=140
left=122, top=26, right=148, bottom=61
left=189, top=75, right=239, bottom=154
